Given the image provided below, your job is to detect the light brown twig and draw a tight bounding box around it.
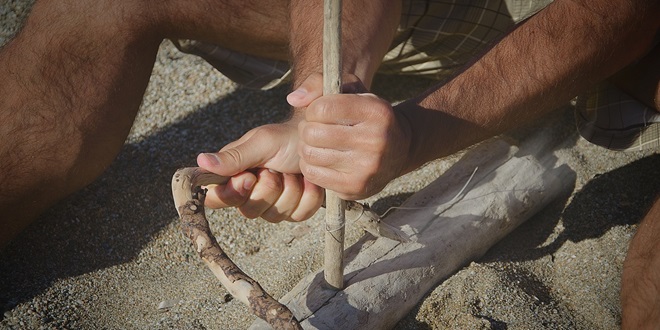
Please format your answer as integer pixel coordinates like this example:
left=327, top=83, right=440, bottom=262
left=172, top=167, right=302, bottom=330
left=322, top=0, right=346, bottom=291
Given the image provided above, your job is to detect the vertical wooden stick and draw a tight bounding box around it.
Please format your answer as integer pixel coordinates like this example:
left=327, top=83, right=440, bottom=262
left=323, top=0, right=345, bottom=290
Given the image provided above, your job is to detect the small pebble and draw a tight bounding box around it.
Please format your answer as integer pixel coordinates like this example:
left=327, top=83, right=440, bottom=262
left=158, top=299, right=182, bottom=311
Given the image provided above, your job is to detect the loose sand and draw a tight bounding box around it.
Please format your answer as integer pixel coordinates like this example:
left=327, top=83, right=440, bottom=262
left=1, top=2, right=658, bottom=329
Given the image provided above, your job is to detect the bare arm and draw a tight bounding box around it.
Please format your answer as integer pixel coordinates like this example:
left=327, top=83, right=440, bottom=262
left=289, top=0, right=400, bottom=89
left=297, top=0, right=658, bottom=200
left=399, top=0, right=659, bottom=172
left=199, top=0, right=403, bottom=220
left=287, top=0, right=401, bottom=109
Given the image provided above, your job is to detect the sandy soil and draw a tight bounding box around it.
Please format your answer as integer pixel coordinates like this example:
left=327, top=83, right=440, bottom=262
left=1, top=2, right=658, bottom=329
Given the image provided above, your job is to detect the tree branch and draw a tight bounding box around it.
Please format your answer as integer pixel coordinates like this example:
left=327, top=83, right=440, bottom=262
left=172, top=167, right=302, bottom=330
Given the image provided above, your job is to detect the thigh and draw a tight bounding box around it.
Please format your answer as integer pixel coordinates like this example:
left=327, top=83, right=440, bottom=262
left=163, top=0, right=290, bottom=61
left=380, top=0, right=554, bottom=79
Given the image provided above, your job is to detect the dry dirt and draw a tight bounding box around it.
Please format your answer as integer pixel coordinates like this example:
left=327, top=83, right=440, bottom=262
left=1, top=2, right=658, bottom=329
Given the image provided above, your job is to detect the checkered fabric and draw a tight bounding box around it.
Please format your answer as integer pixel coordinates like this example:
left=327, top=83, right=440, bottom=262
left=379, top=0, right=551, bottom=78
left=576, top=82, right=660, bottom=151
left=174, top=0, right=552, bottom=88
left=174, top=0, right=659, bottom=152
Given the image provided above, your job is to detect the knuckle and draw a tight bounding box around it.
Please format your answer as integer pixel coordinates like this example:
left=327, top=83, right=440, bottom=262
left=262, top=203, right=292, bottom=223
left=301, top=165, right=322, bottom=183
left=354, top=156, right=380, bottom=177
left=303, top=146, right=318, bottom=164
left=221, top=148, right=243, bottom=166
left=366, top=97, right=392, bottom=117
left=290, top=205, right=320, bottom=222
left=204, top=196, right=225, bottom=209
left=300, top=145, right=318, bottom=163
left=262, top=212, right=286, bottom=223
left=300, top=124, right=313, bottom=141
left=261, top=124, right=280, bottom=135
left=313, top=98, right=332, bottom=117
left=239, top=208, right=260, bottom=219
left=218, top=186, right=248, bottom=207
left=259, top=172, right=284, bottom=193
left=241, top=202, right=272, bottom=220
left=311, top=126, right=328, bottom=143
left=289, top=212, right=312, bottom=222
left=342, top=176, right=372, bottom=200
left=251, top=124, right=281, bottom=140
left=222, top=194, right=247, bottom=207
left=283, top=173, right=304, bottom=195
left=251, top=126, right=273, bottom=139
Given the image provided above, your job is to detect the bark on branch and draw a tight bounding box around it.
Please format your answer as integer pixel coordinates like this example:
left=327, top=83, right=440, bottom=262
left=172, top=167, right=302, bottom=330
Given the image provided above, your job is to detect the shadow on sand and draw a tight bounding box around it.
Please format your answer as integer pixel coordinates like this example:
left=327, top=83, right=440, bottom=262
left=0, top=74, right=435, bottom=316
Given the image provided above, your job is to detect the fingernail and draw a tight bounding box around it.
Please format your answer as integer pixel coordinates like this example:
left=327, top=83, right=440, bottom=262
left=243, top=176, right=256, bottom=191
left=287, top=88, right=307, bottom=102
left=201, top=153, right=220, bottom=166
left=291, top=88, right=307, bottom=98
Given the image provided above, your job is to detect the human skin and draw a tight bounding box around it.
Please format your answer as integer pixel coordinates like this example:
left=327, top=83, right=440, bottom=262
left=199, top=1, right=659, bottom=325
left=0, top=0, right=402, bottom=244
left=0, top=0, right=292, bottom=247
left=289, top=2, right=660, bottom=327
left=197, top=0, right=402, bottom=221
left=201, top=0, right=659, bottom=207
left=621, top=196, right=660, bottom=329
left=1, top=0, right=658, bottom=326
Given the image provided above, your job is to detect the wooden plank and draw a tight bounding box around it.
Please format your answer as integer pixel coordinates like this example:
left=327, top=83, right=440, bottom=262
left=250, top=136, right=575, bottom=329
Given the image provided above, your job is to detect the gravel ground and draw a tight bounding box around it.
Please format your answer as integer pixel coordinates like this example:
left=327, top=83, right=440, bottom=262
left=1, top=1, right=659, bottom=329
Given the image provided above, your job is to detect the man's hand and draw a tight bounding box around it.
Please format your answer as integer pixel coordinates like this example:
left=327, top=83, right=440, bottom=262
left=295, top=92, right=412, bottom=200
left=197, top=122, right=323, bottom=222
left=196, top=72, right=399, bottom=221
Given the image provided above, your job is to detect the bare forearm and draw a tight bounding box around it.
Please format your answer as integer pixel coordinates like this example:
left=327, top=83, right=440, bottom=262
left=621, top=195, right=660, bottom=329
left=397, top=0, right=659, bottom=172
left=289, top=0, right=401, bottom=91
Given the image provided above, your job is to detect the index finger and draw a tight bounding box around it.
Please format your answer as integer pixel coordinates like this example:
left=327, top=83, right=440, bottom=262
left=305, top=94, right=355, bottom=125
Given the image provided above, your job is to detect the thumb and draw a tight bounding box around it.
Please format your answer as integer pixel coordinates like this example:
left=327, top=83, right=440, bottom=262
left=197, top=141, right=270, bottom=176
left=287, top=73, right=323, bottom=108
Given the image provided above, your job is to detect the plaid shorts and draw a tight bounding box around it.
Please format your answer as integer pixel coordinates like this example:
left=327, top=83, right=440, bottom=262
left=575, top=82, right=660, bottom=151
left=174, top=0, right=659, bottom=151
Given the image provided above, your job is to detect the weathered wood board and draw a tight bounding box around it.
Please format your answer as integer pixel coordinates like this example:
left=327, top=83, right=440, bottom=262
left=251, top=135, right=575, bottom=329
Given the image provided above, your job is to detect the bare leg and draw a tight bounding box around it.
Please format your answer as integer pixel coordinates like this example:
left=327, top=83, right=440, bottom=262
left=618, top=45, right=660, bottom=328
left=621, top=195, right=660, bottom=329
left=0, top=0, right=289, bottom=247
